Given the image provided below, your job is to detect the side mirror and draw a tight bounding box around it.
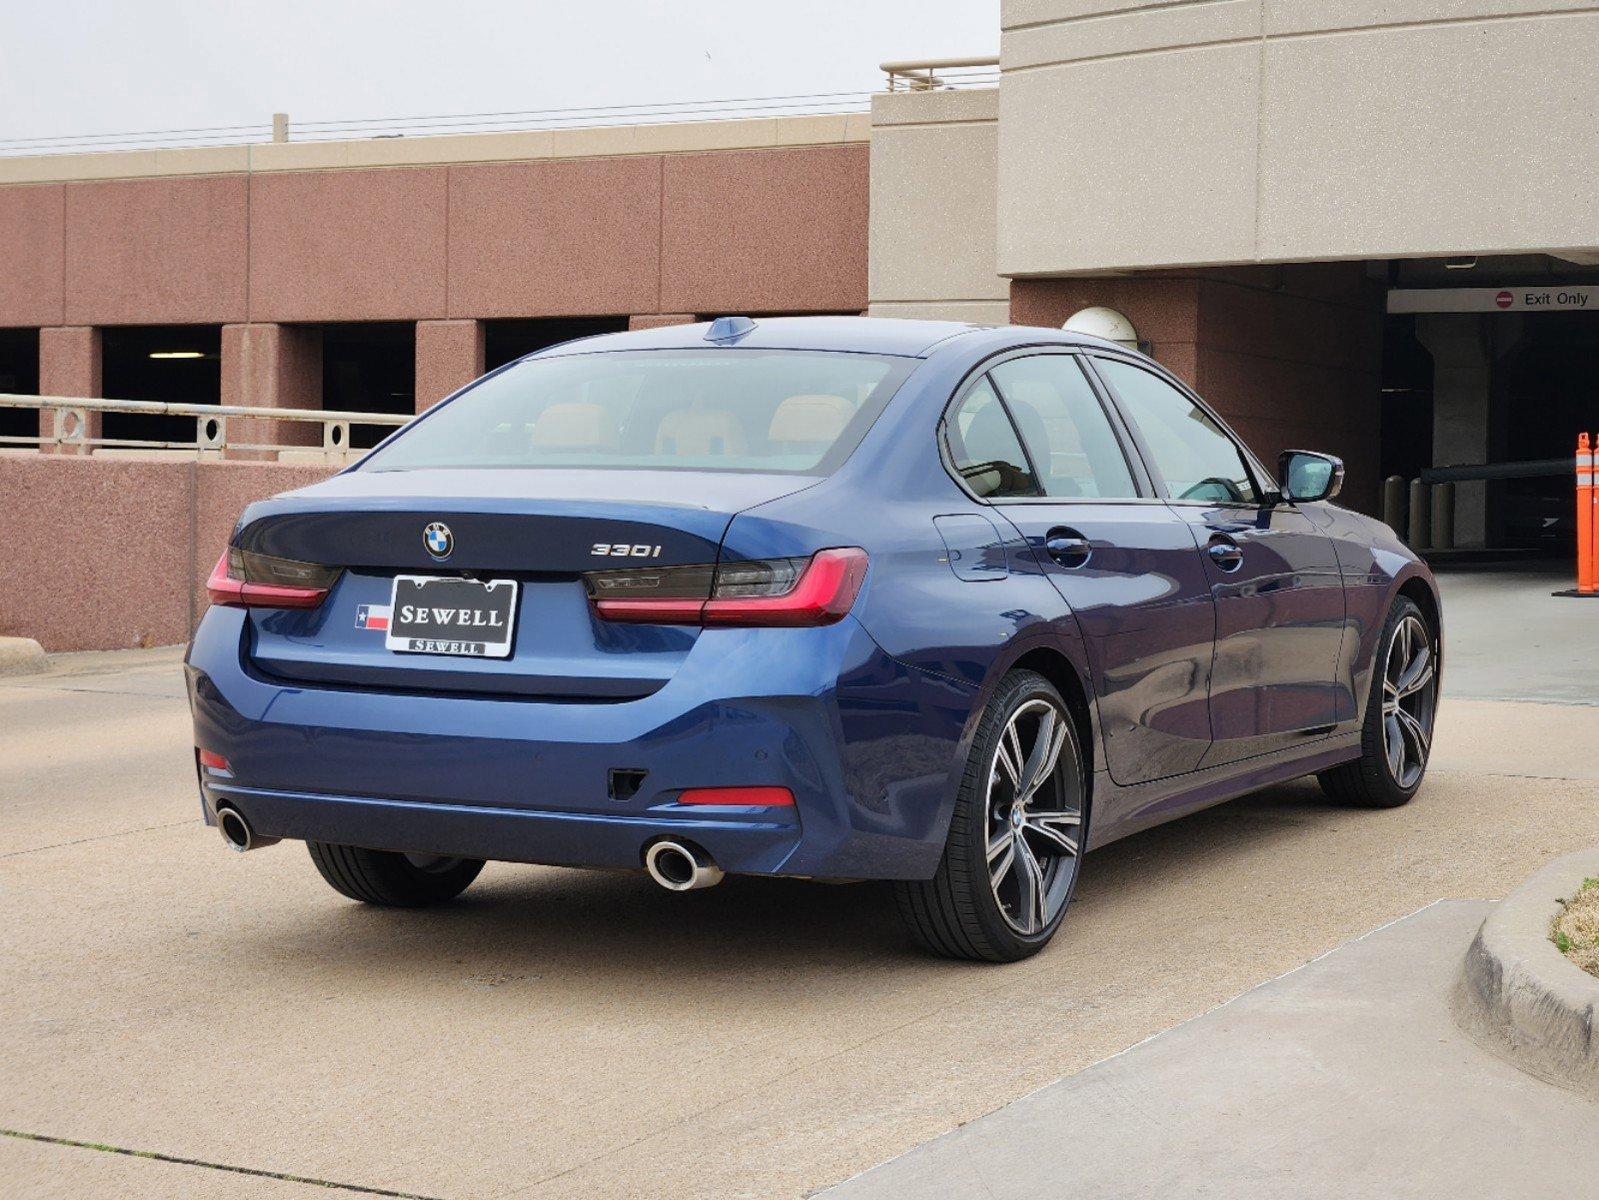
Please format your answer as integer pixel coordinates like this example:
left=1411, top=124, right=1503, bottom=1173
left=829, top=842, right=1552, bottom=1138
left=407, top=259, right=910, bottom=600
left=1278, top=450, right=1344, bottom=504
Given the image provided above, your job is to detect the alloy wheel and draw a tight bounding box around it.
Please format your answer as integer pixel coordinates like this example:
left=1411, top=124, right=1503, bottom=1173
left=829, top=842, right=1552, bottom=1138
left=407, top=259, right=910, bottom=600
left=1382, top=613, right=1436, bottom=789
left=985, top=698, right=1082, bottom=935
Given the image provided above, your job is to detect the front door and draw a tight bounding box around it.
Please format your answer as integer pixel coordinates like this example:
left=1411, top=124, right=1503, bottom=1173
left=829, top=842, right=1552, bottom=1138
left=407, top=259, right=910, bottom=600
left=948, top=354, right=1217, bottom=786
left=1087, top=356, right=1345, bottom=764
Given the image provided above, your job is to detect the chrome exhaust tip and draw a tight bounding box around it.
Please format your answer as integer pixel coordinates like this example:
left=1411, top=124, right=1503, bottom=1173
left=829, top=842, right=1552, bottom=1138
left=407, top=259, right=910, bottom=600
left=215, top=805, right=279, bottom=853
left=644, top=839, right=724, bottom=891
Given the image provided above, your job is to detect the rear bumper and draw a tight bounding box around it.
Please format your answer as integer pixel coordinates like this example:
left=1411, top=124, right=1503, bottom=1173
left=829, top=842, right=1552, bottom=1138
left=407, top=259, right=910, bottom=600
left=187, top=606, right=977, bottom=880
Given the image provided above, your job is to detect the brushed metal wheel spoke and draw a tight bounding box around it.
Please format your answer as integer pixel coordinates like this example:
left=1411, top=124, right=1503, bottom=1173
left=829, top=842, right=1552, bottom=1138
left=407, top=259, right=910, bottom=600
left=1023, top=810, right=1081, bottom=857
left=1011, top=835, right=1046, bottom=934
left=987, top=827, right=1016, bottom=890
left=985, top=696, right=1081, bottom=937
left=1380, top=613, right=1436, bottom=790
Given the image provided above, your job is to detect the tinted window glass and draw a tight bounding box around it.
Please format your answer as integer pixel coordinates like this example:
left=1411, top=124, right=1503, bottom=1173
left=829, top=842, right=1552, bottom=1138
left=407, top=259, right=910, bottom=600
left=1095, top=359, right=1259, bottom=504
left=946, top=377, right=1039, bottom=498
left=989, top=356, right=1138, bottom=499
left=363, top=350, right=907, bottom=474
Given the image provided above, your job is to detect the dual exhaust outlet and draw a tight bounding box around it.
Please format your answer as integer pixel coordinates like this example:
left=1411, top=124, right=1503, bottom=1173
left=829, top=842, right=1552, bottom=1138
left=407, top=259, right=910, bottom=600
left=216, top=805, right=723, bottom=892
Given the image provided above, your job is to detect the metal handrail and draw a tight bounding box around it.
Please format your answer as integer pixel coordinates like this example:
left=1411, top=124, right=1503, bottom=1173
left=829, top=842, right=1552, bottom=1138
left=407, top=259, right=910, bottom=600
left=880, top=56, right=1000, bottom=92
left=0, top=393, right=411, bottom=460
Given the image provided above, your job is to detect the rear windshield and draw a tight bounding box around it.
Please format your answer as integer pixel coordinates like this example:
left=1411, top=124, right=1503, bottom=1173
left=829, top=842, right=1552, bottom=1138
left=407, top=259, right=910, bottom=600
left=362, top=349, right=913, bottom=474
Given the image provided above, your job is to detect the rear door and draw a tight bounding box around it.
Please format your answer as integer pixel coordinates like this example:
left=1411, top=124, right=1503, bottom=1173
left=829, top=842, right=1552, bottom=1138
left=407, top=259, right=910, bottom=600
left=1087, top=355, right=1345, bottom=765
left=946, top=355, right=1216, bottom=785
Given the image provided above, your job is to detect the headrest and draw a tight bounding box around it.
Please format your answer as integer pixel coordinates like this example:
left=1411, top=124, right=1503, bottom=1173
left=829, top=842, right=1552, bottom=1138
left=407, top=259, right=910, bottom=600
left=530, top=403, right=619, bottom=450
left=654, top=407, right=748, bottom=456
left=768, top=394, right=854, bottom=445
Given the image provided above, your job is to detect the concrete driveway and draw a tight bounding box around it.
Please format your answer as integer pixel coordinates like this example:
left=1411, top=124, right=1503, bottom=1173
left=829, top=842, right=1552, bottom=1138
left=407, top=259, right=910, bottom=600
left=4, top=575, right=1599, bottom=1198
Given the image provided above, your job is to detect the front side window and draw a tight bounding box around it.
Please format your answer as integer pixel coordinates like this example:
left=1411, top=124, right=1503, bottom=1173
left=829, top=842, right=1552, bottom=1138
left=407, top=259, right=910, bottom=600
left=362, top=349, right=910, bottom=474
left=945, top=377, right=1038, bottom=498
left=1094, top=358, right=1259, bottom=505
left=988, top=355, right=1139, bottom=499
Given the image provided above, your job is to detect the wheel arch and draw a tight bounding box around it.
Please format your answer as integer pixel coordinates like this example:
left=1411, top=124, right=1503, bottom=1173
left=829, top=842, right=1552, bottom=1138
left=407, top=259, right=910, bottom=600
left=1394, top=569, right=1443, bottom=678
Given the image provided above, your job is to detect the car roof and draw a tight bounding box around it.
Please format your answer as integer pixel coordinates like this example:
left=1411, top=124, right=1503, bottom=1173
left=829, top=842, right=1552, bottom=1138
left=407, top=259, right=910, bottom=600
left=524, top=316, right=1041, bottom=360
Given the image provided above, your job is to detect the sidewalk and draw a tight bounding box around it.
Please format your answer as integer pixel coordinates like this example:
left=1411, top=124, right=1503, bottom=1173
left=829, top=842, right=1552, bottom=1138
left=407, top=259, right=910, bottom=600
left=822, top=900, right=1596, bottom=1199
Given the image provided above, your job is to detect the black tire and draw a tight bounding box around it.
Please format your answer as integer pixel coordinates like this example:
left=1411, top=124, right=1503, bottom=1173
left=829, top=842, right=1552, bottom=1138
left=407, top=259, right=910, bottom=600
left=1318, top=595, right=1438, bottom=808
left=894, top=670, right=1088, bottom=963
left=306, top=842, right=485, bottom=907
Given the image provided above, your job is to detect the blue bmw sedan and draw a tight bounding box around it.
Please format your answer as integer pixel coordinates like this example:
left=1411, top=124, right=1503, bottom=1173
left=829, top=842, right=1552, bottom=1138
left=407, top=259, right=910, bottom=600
left=187, top=317, right=1440, bottom=961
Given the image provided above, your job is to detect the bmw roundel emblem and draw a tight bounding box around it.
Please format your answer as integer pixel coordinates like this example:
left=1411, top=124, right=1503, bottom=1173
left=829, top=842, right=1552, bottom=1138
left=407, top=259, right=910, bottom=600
left=423, top=522, right=454, bottom=560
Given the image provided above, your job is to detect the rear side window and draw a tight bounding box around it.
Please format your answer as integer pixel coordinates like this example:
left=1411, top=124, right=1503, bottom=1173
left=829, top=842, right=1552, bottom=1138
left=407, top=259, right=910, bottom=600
left=945, top=377, right=1039, bottom=498
left=989, top=356, right=1138, bottom=499
left=1094, top=358, right=1258, bottom=504
left=363, top=349, right=910, bottom=475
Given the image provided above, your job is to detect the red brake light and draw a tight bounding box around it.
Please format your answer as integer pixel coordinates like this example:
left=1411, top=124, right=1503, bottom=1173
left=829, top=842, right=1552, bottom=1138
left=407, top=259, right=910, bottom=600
left=677, top=786, right=795, bottom=807
left=206, top=549, right=337, bottom=610
left=586, top=548, right=868, bottom=627
left=197, top=748, right=230, bottom=771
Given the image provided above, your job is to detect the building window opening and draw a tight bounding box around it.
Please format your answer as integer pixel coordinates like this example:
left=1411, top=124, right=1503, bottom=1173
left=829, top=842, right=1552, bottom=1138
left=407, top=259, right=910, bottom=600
left=322, top=323, right=415, bottom=449
left=101, top=325, right=222, bottom=449
left=1497, top=312, right=1599, bottom=553
left=0, top=328, right=40, bottom=444
left=484, top=318, right=627, bottom=373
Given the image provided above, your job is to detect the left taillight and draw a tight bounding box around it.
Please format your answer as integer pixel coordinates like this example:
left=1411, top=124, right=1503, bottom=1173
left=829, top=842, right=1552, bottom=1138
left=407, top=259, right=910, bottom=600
left=206, top=548, right=340, bottom=610
left=584, top=547, right=868, bottom=627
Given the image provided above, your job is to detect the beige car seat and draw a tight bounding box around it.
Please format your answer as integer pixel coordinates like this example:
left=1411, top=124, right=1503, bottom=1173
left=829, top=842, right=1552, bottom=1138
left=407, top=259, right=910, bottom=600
left=767, top=393, right=854, bottom=450
left=530, top=403, right=620, bottom=452
left=654, top=404, right=748, bottom=457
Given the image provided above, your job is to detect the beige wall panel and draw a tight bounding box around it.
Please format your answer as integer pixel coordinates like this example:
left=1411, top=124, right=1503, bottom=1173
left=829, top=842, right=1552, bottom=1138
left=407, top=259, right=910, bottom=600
left=1004, top=1, right=1260, bottom=70
left=997, top=43, right=1260, bottom=275
left=868, top=300, right=1012, bottom=324
left=869, top=117, right=1006, bottom=307
left=1265, top=0, right=1599, bottom=36
left=1003, top=0, right=1173, bottom=28
left=873, top=88, right=999, bottom=128
left=1258, top=12, right=1599, bottom=261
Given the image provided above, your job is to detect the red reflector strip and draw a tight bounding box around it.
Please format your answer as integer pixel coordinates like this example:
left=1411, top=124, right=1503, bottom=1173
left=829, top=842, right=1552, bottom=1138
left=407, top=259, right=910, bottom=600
left=197, top=748, right=230, bottom=771
left=677, top=786, right=795, bottom=807
left=205, top=550, right=330, bottom=610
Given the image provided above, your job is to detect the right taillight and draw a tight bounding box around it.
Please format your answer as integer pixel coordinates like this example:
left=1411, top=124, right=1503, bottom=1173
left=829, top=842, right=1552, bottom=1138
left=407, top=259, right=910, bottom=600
left=585, top=547, right=868, bottom=627
left=206, top=548, right=340, bottom=609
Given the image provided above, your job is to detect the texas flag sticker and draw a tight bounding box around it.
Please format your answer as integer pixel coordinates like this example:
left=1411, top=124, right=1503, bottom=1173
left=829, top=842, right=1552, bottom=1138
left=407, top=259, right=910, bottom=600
left=355, top=604, right=391, bottom=631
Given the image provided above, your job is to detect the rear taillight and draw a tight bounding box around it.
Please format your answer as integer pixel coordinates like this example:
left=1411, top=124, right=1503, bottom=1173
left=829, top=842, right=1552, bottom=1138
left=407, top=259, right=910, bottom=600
left=206, top=548, right=339, bottom=609
left=585, top=547, right=868, bottom=627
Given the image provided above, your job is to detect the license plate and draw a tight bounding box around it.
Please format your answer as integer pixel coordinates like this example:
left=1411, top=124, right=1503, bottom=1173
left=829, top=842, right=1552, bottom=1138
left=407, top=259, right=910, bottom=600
left=385, top=576, right=518, bottom=659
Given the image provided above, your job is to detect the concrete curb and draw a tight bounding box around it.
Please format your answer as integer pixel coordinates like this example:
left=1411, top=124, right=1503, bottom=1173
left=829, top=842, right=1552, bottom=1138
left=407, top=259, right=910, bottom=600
left=0, top=637, right=46, bottom=677
left=1453, top=847, right=1599, bottom=1099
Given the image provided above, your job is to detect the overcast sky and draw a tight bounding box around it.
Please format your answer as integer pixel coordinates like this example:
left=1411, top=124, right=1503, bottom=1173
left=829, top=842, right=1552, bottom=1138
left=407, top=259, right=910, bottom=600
left=0, top=1, right=998, bottom=148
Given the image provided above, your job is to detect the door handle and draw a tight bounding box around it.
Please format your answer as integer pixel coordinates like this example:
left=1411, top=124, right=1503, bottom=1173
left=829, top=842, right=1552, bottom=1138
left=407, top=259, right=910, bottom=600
left=1044, top=528, right=1092, bottom=568
left=1207, top=534, right=1244, bottom=572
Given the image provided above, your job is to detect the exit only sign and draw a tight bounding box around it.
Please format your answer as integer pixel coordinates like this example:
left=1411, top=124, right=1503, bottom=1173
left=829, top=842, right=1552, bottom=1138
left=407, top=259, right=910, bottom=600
left=1388, top=286, right=1598, bottom=313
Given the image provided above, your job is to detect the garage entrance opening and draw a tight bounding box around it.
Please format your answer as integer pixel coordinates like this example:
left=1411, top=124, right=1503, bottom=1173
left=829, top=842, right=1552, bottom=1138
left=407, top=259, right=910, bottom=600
left=101, top=326, right=221, bottom=448
left=484, top=318, right=627, bottom=372
left=322, top=323, right=415, bottom=449
left=1384, top=258, right=1599, bottom=554
left=0, top=328, right=39, bottom=443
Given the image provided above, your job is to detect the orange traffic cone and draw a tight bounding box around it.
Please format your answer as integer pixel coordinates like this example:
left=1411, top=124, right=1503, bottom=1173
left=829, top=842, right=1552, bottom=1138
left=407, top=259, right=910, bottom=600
left=1579, top=433, right=1596, bottom=595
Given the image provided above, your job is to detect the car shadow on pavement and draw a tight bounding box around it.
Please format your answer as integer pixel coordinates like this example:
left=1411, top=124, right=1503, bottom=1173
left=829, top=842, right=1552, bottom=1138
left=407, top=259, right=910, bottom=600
left=218, top=776, right=1352, bottom=984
